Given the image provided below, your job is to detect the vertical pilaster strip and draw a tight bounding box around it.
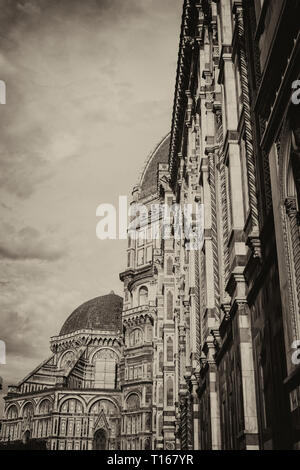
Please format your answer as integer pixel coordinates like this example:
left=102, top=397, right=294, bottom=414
left=285, top=197, right=300, bottom=339
left=216, top=108, right=230, bottom=287
left=194, top=250, right=201, bottom=358
left=234, top=5, right=260, bottom=235
left=208, top=149, right=220, bottom=314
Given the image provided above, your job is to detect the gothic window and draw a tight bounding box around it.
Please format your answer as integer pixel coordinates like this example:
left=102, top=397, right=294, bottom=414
left=23, top=402, right=34, bottom=418
left=167, top=291, right=173, bottom=320
left=166, top=257, right=173, bottom=275
left=60, top=350, right=75, bottom=369
left=93, top=349, right=118, bottom=389
left=144, top=437, right=151, bottom=450
left=166, top=378, right=173, bottom=407
left=139, top=286, right=148, bottom=305
left=158, top=385, right=163, bottom=404
left=159, top=351, right=163, bottom=372
left=126, top=394, right=140, bottom=411
left=39, top=399, right=52, bottom=415
left=167, top=337, right=173, bottom=362
left=6, top=405, right=18, bottom=420
left=130, top=328, right=143, bottom=347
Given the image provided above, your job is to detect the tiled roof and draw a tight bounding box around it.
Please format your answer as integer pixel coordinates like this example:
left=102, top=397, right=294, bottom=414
left=59, top=292, right=123, bottom=336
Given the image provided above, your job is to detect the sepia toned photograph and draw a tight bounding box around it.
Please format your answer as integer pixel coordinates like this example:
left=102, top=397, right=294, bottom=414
left=0, top=0, right=300, bottom=456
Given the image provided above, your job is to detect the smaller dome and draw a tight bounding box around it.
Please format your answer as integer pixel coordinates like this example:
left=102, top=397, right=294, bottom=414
left=60, top=293, right=123, bottom=336
left=139, top=134, right=170, bottom=199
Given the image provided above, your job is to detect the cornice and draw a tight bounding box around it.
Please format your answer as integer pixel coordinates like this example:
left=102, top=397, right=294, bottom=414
left=169, top=0, right=199, bottom=187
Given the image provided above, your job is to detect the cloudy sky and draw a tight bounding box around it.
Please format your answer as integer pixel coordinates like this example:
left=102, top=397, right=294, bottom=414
left=0, top=0, right=183, bottom=414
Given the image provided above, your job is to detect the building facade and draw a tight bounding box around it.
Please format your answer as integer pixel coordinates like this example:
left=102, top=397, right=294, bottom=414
left=1, top=0, right=300, bottom=451
left=166, top=0, right=300, bottom=451
left=0, top=293, right=124, bottom=450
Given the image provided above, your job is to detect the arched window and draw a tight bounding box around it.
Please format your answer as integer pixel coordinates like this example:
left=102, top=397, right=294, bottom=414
left=129, top=328, right=143, bottom=347
left=6, top=405, right=18, bottom=420
left=23, top=402, right=34, bottom=418
left=60, top=350, right=75, bottom=369
left=58, top=399, right=84, bottom=440
left=39, top=399, right=52, bottom=415
left=60, top=398, right=83, bottom=414
left=167, top=337, right=173, bottom=362
left=93, top=429, right=108, bottom=450
left=167, top=378, right=173, bottom=407
left=126, top=394, right=140, bottom=411
left=93, top=349, right=118, bottom=389
left=144, top=437, right=151, bottom=450
left=139, top=286, right=148, bottom=305
left=167, top=291, right=173, bottom=320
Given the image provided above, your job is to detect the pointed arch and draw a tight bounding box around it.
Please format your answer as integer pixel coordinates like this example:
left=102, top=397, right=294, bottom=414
left=139, top=286, right=148, bottom=305
left=167, top=337, right=173, bottom=362
left=167, top=291, right=173, bottom=320
left=166, top=377, right=173, bottom=406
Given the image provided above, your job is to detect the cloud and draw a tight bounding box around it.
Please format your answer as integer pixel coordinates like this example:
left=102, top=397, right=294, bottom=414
left=0, top=0, right=183, bottom=417
left=0, top=223, right=66, bottom=261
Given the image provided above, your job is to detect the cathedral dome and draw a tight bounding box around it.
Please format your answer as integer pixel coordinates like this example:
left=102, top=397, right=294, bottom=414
left=139, top=133, right=170, bottom=199
left=59, top=292, right=123, bottom=336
